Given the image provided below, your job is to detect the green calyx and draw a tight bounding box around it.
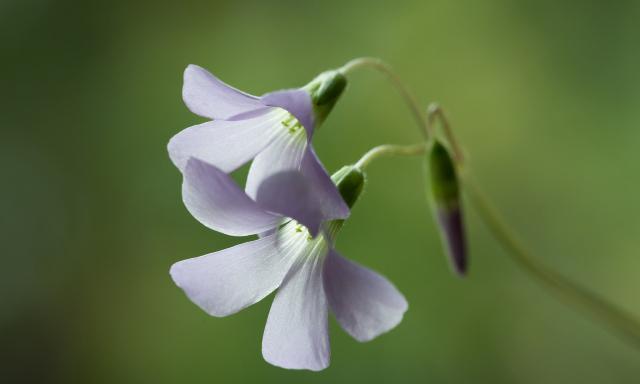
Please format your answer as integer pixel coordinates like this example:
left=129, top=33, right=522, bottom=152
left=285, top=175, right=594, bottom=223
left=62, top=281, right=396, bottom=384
left=325, top=165, right=366, bottom=240
left=428, top=140, right=460, bottom=209
left=331, top=165, right=365, bottom=209
left=305, top=70, right=348, bottom=125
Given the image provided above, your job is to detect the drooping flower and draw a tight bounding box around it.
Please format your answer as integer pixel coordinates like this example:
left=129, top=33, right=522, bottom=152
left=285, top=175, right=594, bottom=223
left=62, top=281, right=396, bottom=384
left=170, top=158, right=408, bottom=371
left=168, top=65, right=349, bottom=234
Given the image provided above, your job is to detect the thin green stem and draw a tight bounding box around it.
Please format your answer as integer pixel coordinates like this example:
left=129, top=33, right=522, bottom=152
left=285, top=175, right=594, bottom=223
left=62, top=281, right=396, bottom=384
left=463, top=176, right=640, bottom=349
left=339, top=57, right=433, bottom=140
left=343, top=56, right=640, bottom=349
left=453, top=117, right=640, bottom=347
left=426, top=103, right=465, bottom=165
left=355, top=143, right=427, bottom=170
left=357, top=139, right=640, bottom=349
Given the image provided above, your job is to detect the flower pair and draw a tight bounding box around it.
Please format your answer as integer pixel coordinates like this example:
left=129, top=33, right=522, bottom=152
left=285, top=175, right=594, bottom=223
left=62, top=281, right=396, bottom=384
left=168, top=65, right=408, bottom=370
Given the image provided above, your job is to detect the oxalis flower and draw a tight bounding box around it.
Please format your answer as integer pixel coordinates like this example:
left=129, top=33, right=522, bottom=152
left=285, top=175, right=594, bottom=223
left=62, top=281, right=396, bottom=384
left=168, top=64, right=349, bottom=235
left=170, top=158, right=408, bottom=371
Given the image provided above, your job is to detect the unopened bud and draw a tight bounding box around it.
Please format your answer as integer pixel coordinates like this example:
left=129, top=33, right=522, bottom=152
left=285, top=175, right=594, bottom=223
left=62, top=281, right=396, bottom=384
left=427, top=141, right=468, bottom=276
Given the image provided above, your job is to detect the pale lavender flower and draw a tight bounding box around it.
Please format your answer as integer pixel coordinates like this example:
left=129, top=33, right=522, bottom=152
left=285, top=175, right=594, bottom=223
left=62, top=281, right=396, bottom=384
left=170, top=158, right=408, bottom=371
left=168, top=65, right=348, bottom=234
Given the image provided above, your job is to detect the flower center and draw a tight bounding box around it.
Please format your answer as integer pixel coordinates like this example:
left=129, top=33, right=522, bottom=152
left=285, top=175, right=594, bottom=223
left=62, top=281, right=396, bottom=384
left=294, top=223, right=314, bottom=241
left=276, top=221, right=331, bottom=263
left=281, top=114, right=303, bottom=135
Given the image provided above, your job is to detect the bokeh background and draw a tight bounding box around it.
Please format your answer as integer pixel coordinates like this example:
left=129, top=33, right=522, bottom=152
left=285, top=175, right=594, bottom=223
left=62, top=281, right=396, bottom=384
left=2, top=0, right=640, bottom=382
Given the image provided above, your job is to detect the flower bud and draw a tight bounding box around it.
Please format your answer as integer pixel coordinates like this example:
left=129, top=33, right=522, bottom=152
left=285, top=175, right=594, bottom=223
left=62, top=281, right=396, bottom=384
left=427, top=141, right=468, bottom=276
left=305, top=70, right=348, bottom=125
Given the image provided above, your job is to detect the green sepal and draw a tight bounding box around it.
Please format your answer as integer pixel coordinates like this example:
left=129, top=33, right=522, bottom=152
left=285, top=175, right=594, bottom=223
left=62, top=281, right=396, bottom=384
left=324, top=165, right=366, bottom=240
left=331, top=165, right=365, bottom=209
left=305, top=70, right=348, bottom=125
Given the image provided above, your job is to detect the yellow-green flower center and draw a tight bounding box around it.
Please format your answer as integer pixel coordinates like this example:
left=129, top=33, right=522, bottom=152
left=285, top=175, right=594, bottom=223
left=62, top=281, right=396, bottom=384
left=281, top=114, right=303, bottom=135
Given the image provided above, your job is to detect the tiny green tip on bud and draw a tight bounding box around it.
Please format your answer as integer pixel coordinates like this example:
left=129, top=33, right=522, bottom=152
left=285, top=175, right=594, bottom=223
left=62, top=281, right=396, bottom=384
left=305, top=70, right=348, bottom=125
left=331, top=165, right=365, bottom=209
left=427, top=141, right=468, bottom=276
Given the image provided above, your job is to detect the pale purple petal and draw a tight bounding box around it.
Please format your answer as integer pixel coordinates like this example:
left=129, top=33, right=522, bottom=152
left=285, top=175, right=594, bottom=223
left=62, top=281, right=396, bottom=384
left=323, top=249, right=408, bottom=342
left=182, top=64, right=268, bottom=120
left=246, top=141, right=349, bottom=234
left=182, top=158, right=281, bottom=236
left=170, top=234, right=297, bottom=317
left=168, top=111, right=282, bottom=172
left=299, top=148, right=350, bottom=221
left=262, top=251, right=330, bottom=371
left=254, top=170, right=325, bottom=236
left=245, top=128, right=308, bottom=198
left=261, top=89, right=315, bottom=139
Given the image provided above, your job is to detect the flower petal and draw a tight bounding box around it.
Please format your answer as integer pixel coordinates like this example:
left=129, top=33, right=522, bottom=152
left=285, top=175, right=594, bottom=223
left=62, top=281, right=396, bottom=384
left=244, top=128, right=307, bottom=198
left=170, top=233, right=300, bottom=317
left=182, top=64, right=268, bottom=120
left=182, top=158, right=281, bottom=236
left=246, top=140, right=349, bottom=235
left=262, top=244, right=330, bottom=371
left=299, top=147, right=350, bottom=221
left=323, top=249, right=408, bottom=342
left=168, top=111, right=282, bottom=172
left=261, top=89, right=315, bottom=139
left=254, top=170, right=325, bottom=236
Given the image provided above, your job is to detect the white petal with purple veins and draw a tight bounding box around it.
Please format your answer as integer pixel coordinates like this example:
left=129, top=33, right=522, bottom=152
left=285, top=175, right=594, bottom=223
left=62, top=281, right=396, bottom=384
left=262, top=237, right=331, bottom=371
left=182, top=158, right=282, bottom=236
left=261, top=89, right=315, bottom=139
left=170, top=232, right=305, bottom=317
left=183, top=64, right=268, bottom=120
left=168, top=110, right=283, bottom=172
left=323, top=249, right=408, bottom=342
left=245, top=132, right=349, bottom=234
left=245, top=125, right=307, bottom=197
left=299, top=148, right=350, bottom=222
left=254, top=170, right=325, bottom=236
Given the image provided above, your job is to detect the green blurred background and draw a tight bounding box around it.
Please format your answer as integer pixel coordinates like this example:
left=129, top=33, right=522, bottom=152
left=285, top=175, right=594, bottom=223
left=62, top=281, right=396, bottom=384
left=2, top=0, right=640, bottom=382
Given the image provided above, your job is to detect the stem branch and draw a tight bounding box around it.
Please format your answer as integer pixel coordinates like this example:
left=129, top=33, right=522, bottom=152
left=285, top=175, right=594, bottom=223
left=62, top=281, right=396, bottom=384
left=344, top=56, right=640, bottom=350
left=355, top=143, right=427, bottom=170
left=426, top=103, right=465, bottom=165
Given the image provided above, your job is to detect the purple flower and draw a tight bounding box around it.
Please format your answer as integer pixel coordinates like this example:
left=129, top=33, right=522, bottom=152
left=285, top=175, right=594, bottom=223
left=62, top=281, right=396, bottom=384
left=171, top=158, right=408, bottom=371
left=168, top=65, right=349, bottom=234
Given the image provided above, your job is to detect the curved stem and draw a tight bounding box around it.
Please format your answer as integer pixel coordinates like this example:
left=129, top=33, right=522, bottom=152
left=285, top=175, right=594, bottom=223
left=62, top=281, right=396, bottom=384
left=426, top=103, right=465, bottom=165
left=339, top=57, right=433, bottom=140
left=355, top=143, right=427, bottom=170
left=463, top=176, right=640, bottom=349
left=343, top=56, right=640, bottom=349
left=452, top=117, right=640, bottom=347
left=356, top=139, right=640, bottom=349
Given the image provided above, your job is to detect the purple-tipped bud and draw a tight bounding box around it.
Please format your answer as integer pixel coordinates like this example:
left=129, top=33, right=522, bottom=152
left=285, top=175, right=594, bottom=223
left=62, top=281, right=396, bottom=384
left=435, top=206, right=467, bottom=275
left=427, top=141, right=468, bottom=276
